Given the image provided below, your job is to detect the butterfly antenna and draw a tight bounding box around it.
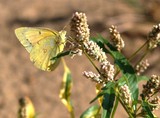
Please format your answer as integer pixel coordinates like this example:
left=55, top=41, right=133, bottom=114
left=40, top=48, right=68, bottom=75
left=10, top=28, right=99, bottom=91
left=62, top=25, right=67, bottom=31
left=62, top=20, right=71, bottom=31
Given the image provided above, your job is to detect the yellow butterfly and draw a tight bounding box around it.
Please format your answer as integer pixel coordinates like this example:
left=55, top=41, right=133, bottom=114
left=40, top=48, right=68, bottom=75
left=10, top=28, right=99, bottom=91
left=15, top=27, right=66, bottom=71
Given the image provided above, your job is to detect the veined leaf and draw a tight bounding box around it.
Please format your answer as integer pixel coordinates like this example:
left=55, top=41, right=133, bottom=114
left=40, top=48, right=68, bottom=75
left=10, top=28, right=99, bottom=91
left=90, top=83, right=115, bottom=118
left=59, top=59, right=74, bottom=115
left=51, top=50, right=71, bottom=60
left=91, top=36, right=138, bottom=104
left=90, top=82, right=115, bottom=104
left=80, top=105, right=100, bottom=118
left=141, top=101, right=155, bottom=118
left=91, top=36, right=135, bottom=74
left=137, top=75, right=149, bottom=82
left=101, top=87, right=115, bottom=118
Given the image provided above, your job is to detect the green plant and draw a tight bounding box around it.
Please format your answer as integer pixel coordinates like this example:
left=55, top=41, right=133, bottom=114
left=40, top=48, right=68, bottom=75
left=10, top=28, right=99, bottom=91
left=17, top=12, right=160, bottom=118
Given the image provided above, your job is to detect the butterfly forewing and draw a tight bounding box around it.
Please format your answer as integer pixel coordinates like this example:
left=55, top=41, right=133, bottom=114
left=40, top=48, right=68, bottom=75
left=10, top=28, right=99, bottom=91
left=15, top=27, right=58, bottom=52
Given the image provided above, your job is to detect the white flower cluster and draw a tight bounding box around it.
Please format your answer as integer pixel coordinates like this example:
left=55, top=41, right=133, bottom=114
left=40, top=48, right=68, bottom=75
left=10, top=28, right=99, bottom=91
left=119, top=84, right=131, bottom=105
left=83, top=71, right=102, bottom=83
left=136, top=59, right=149, bottom=75
left=109, top=25, right=125, bottom=51
left=148, top=23, right=160, bottom=49
left=150, top=96, right=160, bottom=111
left=100, top=60, right=115, bottom=82
left=83, top=60, right=115, bottom=85
left=141, top=75, right=160, bottom=98
left=70, top=12, right=115, bottom=85
left=70, top=12, right=90, bottom=43
left=84, top=40, right=107, bottom=62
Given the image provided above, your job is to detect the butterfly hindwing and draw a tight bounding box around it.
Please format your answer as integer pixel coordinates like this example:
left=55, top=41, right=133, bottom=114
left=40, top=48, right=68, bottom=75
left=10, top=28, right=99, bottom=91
left=30, top=36, right=60, bottom=71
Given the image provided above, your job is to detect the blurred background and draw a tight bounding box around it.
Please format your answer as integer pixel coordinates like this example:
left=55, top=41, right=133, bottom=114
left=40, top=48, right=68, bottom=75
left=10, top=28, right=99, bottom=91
left=0, top=0, right=160, bottom=117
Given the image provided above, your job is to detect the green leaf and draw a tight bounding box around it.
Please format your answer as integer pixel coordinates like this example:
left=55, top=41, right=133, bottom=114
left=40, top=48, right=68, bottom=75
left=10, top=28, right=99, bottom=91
left=90, top=82, right=115, bottom=104
left=111, top=96, right=119, bottom=118
left=137, top=75, right=149, bottom=82
left=125, top=74, right=139, bottom=106
left=101, top=88, right=115, bottom=118
left=89, top=83, right=115, bottom=118
left=91, top=36, right=135, bottom=74
left=91, top=36, right=139, bottom=104
left=117, top=74, right=138, bottom=105
left=51, top=50, right=71, bottom=60
left=59, top=59, right=74, bottom=116
left=142, top=101, right=155, bottom=118
left=80, top=105, right=100, bottom=118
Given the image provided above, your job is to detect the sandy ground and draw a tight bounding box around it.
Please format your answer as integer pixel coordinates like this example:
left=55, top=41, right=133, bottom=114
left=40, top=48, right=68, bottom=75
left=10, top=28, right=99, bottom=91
left=0, top=0, right=160, bottom=118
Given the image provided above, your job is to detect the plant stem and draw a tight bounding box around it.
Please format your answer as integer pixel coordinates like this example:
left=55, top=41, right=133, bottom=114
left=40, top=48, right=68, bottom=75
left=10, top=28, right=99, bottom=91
left=134, top=49, right=149, bottom=68
left=111, top=96, right=119, bottom=118
left=61, top=58, right=75, bottom=118
left=128, top=40, right=148, bottom=61
left=70, top=109, right=75, bottom=118
left=113, top=66, right=120, bottom=80
left=136, top=89, right=160, bottom=113
left=117, top=95, right=134, bottom=118
left=114, top=40, right=149, bottom=80
left=84, top=51, right=101, bottom=75
left=96, top=106, right=102, bottom=117
left=115, top=87, right=134, bottom=118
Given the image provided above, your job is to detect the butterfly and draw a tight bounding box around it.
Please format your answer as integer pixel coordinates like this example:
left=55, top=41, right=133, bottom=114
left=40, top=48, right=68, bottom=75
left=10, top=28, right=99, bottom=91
left=15, top=27, right=66, bottom=71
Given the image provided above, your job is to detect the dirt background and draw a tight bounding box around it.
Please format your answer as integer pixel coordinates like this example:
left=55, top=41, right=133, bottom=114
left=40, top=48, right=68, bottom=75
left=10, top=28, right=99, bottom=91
left=0, top=0, right=160, bottom=118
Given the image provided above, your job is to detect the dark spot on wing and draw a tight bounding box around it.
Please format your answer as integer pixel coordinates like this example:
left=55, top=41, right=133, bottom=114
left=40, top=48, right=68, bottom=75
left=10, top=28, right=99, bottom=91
left=39, top=31, right=41, bottom=35
left=32, top=60, right=36, bottom=64
left=37, top=41, right=40, bottom=45
left=43, top=49, right=47, bottom=53
left=26, top=39, right=32, bottom=45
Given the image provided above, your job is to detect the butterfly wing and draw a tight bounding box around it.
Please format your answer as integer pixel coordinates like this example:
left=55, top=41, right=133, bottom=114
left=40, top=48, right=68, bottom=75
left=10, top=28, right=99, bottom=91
left=30, top=35, right=62, bottom=71
left=15, top=27, right=66, bottom=71
left=15, top=27, right=58, bottom=52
